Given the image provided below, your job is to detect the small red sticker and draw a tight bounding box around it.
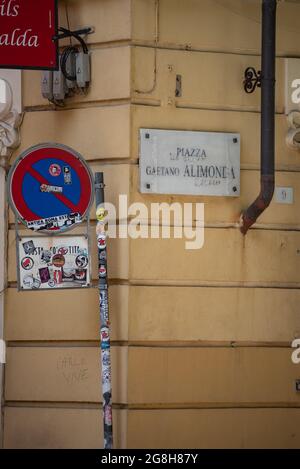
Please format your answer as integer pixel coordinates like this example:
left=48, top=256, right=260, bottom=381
left=49, top=164, right=61, bottom=177
left=21, top=257, right=34, bottom=270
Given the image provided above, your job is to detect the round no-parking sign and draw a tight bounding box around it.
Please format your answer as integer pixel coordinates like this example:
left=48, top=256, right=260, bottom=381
left=8, top=143, right=94, bottom=233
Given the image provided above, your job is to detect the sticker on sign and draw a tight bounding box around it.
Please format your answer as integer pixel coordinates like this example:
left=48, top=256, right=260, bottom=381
left=27, top=213, right=82, bottom=231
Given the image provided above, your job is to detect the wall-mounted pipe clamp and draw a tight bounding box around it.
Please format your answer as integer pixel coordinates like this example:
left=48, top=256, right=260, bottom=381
left=243, top=67, right=261, bottom=94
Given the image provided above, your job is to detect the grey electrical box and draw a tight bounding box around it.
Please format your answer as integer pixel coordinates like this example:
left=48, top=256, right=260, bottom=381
left=41, top=50, right=91, bottom=102
left=76, top=52, right=90, bottom=88
left=41, top=71, right=53, bottom=101
left=53, top=57, right=68, bottom=101
left=53, top=71, right=67, bottom=101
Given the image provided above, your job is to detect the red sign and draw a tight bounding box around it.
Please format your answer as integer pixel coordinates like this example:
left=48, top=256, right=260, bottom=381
left=8, top=143, right=94, bottom=233
left=0, top=0, right=58, bottom=70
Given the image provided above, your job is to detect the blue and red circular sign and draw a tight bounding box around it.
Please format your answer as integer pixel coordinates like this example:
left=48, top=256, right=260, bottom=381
left=8, top=143, right=94, bottom=233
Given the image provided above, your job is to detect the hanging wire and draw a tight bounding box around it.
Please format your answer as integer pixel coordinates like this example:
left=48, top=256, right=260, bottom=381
left=60, top=45, right=78, bottom=81
left=65, top=2, right=73, bottom=46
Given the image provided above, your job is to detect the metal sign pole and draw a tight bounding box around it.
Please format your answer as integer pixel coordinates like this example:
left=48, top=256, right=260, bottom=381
left=95, top=172, right=113, bottom=449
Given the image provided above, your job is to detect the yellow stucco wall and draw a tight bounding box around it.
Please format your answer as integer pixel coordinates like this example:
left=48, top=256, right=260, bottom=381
left=3, top=0, right=300, bottom=448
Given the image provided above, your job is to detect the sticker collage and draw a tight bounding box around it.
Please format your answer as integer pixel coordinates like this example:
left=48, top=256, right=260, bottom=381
left=96, top=205, right=113, bottom=449
left=18, top=236, right=90, bottom=290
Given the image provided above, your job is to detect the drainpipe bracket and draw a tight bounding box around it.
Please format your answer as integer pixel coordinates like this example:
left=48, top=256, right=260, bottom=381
left=243, top=67, right=261, bottom=94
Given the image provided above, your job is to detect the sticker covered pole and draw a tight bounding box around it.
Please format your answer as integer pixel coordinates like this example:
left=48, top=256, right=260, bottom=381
left=95, top=172, right=113, bottom=449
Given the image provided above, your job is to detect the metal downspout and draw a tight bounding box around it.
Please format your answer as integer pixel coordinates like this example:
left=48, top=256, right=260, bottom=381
left=240, top=0, right=277, bottom=235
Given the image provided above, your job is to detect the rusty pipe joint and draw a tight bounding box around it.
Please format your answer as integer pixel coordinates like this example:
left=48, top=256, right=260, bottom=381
left=240, top=175, right=274, bottom=235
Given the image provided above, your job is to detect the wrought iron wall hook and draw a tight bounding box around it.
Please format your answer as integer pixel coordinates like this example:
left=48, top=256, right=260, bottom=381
left=243, top=67, right=261, bottom=94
